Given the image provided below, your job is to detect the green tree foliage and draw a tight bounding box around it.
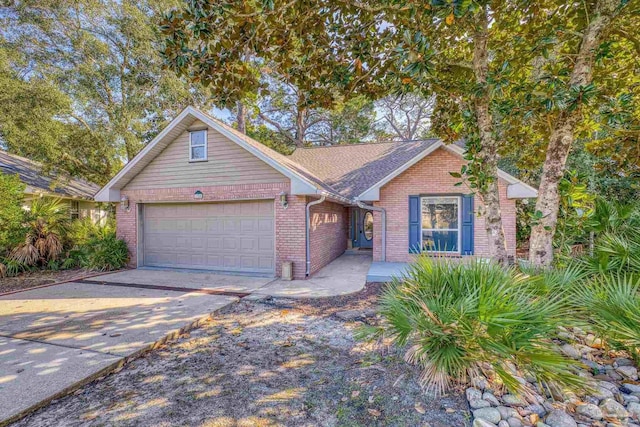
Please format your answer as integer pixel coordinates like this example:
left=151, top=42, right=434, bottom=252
left=0, top=173, right=26, bottom=254
left=2, top=0, right=207, bottom=163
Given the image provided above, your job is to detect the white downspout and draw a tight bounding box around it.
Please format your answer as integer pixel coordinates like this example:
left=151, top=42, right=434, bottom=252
left=306, top=195, right=326, bottom=276
left=355, top=200, right=386, bottom=262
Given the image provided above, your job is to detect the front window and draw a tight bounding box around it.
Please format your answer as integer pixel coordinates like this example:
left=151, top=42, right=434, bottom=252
left=70, top=200, right=79, bottom=220
left=189, top=129, right=207, bottom=161
left=421, top=196, right=461, bottom=253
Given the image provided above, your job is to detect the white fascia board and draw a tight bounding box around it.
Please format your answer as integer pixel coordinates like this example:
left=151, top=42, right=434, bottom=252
left=507, top=183, right=538, bottom=199
left=355, top=140, right=444, bottom=201
left=95, top=188, right=121, bottom=202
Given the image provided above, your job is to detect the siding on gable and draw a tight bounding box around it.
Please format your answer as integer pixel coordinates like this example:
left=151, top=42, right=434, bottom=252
left=123, top=120, right=287, bottom=190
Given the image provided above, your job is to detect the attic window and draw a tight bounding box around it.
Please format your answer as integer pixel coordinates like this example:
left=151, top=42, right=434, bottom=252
left=189, top=129, right=207, bottom=161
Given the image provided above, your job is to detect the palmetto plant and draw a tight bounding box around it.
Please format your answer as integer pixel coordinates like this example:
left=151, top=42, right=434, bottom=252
left=572, top=274, right=640, bottom=362
left=378, top=257, right=583, bottom=394
left=10, top=197, right=69, bottom=267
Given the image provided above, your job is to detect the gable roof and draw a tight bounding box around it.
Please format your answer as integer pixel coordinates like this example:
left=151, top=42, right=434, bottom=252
left=0, top=150, right=100, bottom=200
left=95, top=106, right=348, bottom=203
left=95, top=105, right=537, bottom=204
left=289, top=139, right=440, bottom=199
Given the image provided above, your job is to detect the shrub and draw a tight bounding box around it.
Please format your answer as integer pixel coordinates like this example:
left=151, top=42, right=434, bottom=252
left=0, top=173, right=26, bottom=254
left=83, top=233, right=128, bottom=271
left=10, top=197, right=69, bottom=267
left=572, top=274, right=640, bottom=361
left=377, top=257, right=583, bottom=394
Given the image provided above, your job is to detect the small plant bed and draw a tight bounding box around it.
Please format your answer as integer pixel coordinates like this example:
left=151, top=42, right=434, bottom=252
left=14, top=283, right=469, bottom=427
left=0, top=268, right=92, bottom=294
left=465, top=327, right=640, bottom=427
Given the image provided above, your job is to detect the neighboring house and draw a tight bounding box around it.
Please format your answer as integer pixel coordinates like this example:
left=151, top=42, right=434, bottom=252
left=0, top=150, right=108, bottom=224
left=96, top=106, right=537, bottom=279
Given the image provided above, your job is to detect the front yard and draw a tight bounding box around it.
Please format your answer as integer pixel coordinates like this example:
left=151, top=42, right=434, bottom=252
left=0, top=268, right=91, bottom=294
left=14, top=283, right=469, bottom=427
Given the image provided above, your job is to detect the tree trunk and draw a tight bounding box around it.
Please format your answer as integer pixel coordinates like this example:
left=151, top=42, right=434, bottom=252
left=295, top=106, right=307, bottom=147
left=472, top=6, right=509, bottom=265
left=236, top=100, right=247, bottom=134
left=529, top=0, right=618, bottom=267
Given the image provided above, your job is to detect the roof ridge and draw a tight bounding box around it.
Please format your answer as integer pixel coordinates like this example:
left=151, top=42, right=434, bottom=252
left=294, top=138, right=441, bottom=150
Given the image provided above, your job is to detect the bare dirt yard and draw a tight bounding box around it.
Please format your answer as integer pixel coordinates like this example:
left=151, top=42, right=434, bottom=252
left=13, top=283, right=469, bottom=427
left=0, top=268, right=91, bottom=294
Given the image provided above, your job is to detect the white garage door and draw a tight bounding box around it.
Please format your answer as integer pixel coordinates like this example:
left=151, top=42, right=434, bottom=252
left=143, top=200, right=275, bottom=274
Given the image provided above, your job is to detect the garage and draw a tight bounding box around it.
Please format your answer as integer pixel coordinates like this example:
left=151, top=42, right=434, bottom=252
left=142, top=200, right=275, bottom=274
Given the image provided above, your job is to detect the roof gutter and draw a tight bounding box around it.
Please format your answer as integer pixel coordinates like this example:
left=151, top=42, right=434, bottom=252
left=354, top=199, right=386, bottom=262
left=305, top=195, right=326, bottom=276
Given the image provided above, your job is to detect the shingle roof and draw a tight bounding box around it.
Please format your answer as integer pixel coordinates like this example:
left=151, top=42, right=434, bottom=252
left=0, top=150, right=100, bottom=199
left=197, top=110, right=348, bottom=199
left=289, top=139, right=440, bottom=198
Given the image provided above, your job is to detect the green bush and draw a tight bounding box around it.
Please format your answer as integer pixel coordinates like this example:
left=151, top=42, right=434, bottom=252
left=377, top=257, right=583, bottom=394
left=82, top=233, right=128, bottom=271
left=0, top=173, right=26, bottom=254
left=572, top=274, right=640, bottom=361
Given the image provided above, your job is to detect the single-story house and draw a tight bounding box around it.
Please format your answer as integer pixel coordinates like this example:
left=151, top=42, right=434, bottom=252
left=0, top=150, right=109, bottom=224
left=95, top=106, right=537, bottom=279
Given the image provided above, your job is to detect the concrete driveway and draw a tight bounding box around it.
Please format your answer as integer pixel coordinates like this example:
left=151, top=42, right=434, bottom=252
left=0, top=272, right=274, bottom=425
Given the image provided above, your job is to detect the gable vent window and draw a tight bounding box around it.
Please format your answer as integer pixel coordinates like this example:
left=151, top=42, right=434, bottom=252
left=189, top=129, right=207, bottom=161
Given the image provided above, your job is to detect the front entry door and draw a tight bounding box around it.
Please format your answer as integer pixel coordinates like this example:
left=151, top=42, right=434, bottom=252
left=353, top=208, right=374, bottom=248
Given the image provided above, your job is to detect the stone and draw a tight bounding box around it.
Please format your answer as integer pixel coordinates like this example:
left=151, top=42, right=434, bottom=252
left=483, top=392, right=500, bottom=406
left=507, top=417, right=523, bottom=427
left=575, top=403, right=603, bottom=420
left=585, top=334, right=604, bottom=349
left=628, top=402, right=640, bottom=420
left=623, top=383, right=640, bottom=394
left=497, top=406, right=520, bottom=420
left=536, top=423, right=550, bottom=427
left=474, top=407, right=503, bottom=425
left=499, top=422, right=509, bottom=427
left=599, top=380, right=620, bottom=392
left=615, top=358, right=635, bottom=367
left=599, top=398, right=629, bottom=419
left=525, top=404, right=547, bottom=417
left=473, top=419, right=498, bottom=427
left=624, top=394, right=640, bottom=404
left=582, top=359, right=603, bottom=373
left=502, top=394, right=527, bottom=407
left=467, top=387, right=483, bottom=401
left=472, top=376, right=489, bottom=390
left=591, top=386, right=615, bottom=401
left=335, top=309, right=376, bottom=321
left=470, top=399, right=492, bottom=409
left=617, top=366, right=639, bottom=380
left=545, top=409, right=578, bottom=427
left=560, top=344, right=581, bottom=359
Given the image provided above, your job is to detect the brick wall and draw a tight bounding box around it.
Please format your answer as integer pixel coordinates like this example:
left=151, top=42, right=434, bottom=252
left=308, top=200, right=349, bottom=275
left=372, top=147, right=517, bottom=262
left=116, top=182, right=310, bottom=279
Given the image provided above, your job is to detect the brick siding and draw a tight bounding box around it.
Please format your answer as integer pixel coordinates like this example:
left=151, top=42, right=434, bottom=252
left=115, top=183, right=348, bottom=280
left=372, top=147, right=517, bottom=262
left=308, top=200, right=349, bottom=275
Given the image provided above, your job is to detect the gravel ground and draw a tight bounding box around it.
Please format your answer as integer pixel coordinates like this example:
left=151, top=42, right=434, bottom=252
left=0, top=268, right=91, bottom=294
left=13, top=283, right=469, bottom=427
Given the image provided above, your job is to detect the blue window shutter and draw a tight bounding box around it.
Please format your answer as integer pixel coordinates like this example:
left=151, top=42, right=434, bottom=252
left=461, top=194, right=474, bottom=255
left=409, top=196, right=421, bottom=253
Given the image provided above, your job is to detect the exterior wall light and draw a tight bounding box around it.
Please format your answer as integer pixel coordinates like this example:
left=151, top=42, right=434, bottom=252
left=279, top=191, right=288, bottom=209
left=194, top=190, right=204, bottom=200
left=120, top=195, right=130, bottom=212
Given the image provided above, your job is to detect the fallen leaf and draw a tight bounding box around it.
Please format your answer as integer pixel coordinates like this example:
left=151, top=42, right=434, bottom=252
left=445, top=408, right=455, bottom=413
left=415, top=402, right=426, bottom=414
left=445, top=13, right=455, bottom=25
left=367, top=408, right=381, bottom=417
left=351, top=390, right=360, bottom=398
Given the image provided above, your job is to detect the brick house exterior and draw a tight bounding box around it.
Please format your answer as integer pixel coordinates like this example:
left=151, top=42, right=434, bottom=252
left=97, top=106, right=536, bottom=281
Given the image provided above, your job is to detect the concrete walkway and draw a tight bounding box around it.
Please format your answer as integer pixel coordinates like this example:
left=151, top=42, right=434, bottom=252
left=256, top=253, right=371, bottom=298
left=0, top=254, right=371, bottom=424
left=0, top=281, right=240, bottom=425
